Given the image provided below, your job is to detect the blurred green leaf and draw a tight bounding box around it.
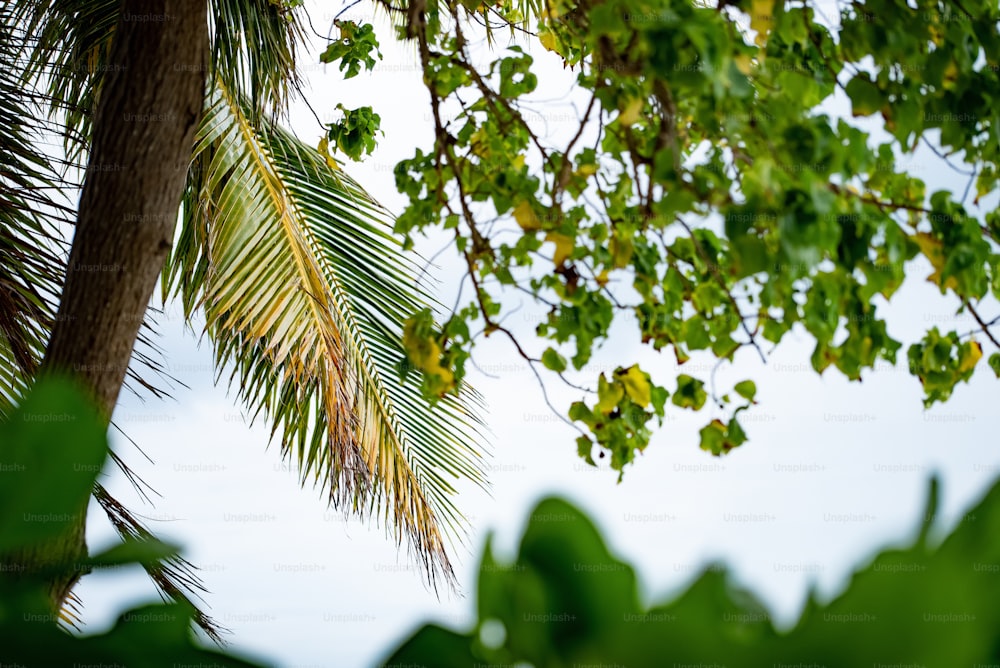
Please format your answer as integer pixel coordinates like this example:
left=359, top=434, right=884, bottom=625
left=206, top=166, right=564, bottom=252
left=0, top=380, right=266, bottom=666
left=0, top=377, right=106, bottom=552
left=383, top=477, right=1000, bottom=666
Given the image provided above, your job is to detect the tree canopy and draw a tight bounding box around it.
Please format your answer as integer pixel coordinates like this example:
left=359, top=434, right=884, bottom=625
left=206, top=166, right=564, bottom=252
left=315, top=0, right=1000, bottom=476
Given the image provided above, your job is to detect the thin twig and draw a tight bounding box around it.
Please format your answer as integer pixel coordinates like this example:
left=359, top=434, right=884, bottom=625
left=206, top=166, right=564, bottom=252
left=963, top=300, right=1000, bottom=350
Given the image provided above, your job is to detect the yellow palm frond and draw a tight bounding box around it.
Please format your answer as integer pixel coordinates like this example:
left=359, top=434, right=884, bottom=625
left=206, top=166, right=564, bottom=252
left=168, top=77, right=488, bottom=585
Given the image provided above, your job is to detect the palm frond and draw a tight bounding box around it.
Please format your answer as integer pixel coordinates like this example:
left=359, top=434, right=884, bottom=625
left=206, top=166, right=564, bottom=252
left=92, top=485, right=228, bottom=644
left=209, top=0, right=307, bottom=123
left=0, top=8, right=68, bottom=416
left=17, top=0, right=306, bottom=165
left=12, top=0, right=118, bottom=165
left=168, top=77, right=489, bottom=586
left=5, top=1, right=222, bottom=637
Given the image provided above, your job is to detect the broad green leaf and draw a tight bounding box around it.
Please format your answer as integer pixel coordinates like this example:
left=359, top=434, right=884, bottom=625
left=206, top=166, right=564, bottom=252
left=384, top=478, right=1000, bottom=666
left=845, top=74, right=884, bottom=117
left=0, top=378, right=106, bottom=552
left=85, top=539, right=182, bottom=569
left=672, top=374, right=707, bottom=411
left=734, top=380, right=757, bottom=402
left=541, top=347, right=568, bottom=373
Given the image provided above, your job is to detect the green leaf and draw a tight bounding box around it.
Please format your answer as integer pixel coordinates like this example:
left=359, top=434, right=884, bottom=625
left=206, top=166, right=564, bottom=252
left=671, top=374, right=707, bottom=411
left=326, top=104, right=382, bottom=161
left=989, top=352, right=1000, bottom=378
left=844, top=74, right=884, bottom=117
left=0, top=378, right=107, bottom=552
left=86, top=538, right=182, bottom=569
left=383, top=477, right=1000, bottom=666
left=577, top=436, right=596, bottom=466
left=907, top=329, right=981, bottom=406
left=733, top=380, right=757, bottom=402
left=698, top=419, right=727, bottom=455
left=541, top=347, right=568, bottom=373
left=319, top=20, right=382, bottom=80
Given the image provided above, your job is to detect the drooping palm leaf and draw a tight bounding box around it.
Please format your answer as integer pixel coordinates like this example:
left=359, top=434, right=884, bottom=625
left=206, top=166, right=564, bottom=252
left=6, top=0, right=228, bottom=637
left=12, top=0, right=118, bottom=165
left=209, top=0, right=305, bottom=123
left=17, top=0, right=304, bottom=163
left=168, top=77, right=489, bottom=585
left=0, top=7, right=68, bottom=415
left=93, top=484, right=228, bottom=643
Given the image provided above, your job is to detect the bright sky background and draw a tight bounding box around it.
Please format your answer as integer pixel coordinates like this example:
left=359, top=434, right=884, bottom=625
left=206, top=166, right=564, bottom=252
left=73, top=3, right=1000, bottom=667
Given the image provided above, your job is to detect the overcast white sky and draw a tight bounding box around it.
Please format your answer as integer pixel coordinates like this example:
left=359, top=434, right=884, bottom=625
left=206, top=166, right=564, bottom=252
left=73, top=4, right=1000, bottom=667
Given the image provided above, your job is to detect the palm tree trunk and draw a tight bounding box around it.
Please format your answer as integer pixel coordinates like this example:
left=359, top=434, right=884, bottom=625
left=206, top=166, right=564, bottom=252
left=3, top=0, right=207, bottom=610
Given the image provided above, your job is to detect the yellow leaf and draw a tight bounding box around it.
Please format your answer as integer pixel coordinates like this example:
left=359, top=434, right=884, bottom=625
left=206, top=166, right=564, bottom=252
left=735, top=54, right=753, bottom=75
left=402, top=324, right=455, bottom=390
left=751, top=0, right=774, bottom=47
left=470, top=128, right=489, bottom=158
left=610, top=234, right=634, bottom=268
left=942, top=60, right=959, bottom=90
left=513, top=200, right=541, bottom=231
left=595, top=269, right=610, bottom=286
left=317, top=136, right=340, bottom=171
left=428, top=360, right=455, bottom=388
left=618, top=98, right=644, bottom=126
left=539, top=29, right=558, bottom=52
left=512, top=155, right=526, bottom=170
left=618, top=365, right=651, bottom=407
left=595, top=374, right=624, bottom=414
left=575, top=163, right=598, bottom=178
left=913, top=233, right=942, bottom=263
left=975, top=177, right=992, bottom=205
left=913, top=232, right=958, bottom=290
left=929, top=24, right=944, bottom=46
left=402, top=323, right=439, bottom=369
left=959, top=340, right=982, bottom=373
left=545, top=232, right=574, bottom=266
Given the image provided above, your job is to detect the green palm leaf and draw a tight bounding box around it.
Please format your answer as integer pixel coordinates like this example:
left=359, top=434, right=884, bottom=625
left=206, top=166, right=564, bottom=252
left=209, top=0, right=305, bottom=122
left=17, top=0, right=304, bottom=163
left=13, top=0, right=118, bottom=165
left=168, top=77, right=488, bottom=585
left=0, top=8, right=68, bottom=415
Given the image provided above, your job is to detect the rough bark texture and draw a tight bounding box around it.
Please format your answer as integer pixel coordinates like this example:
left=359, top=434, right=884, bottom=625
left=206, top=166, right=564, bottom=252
left=7, top=0, right=207, bottom=609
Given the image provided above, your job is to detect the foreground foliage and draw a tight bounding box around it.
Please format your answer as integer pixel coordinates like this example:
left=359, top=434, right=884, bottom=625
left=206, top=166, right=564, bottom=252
left=0, top=379, right=264, bottom=665
left=6, top=380, right=999, bottom=668
left=383, top=478, right=1000, bottom=667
